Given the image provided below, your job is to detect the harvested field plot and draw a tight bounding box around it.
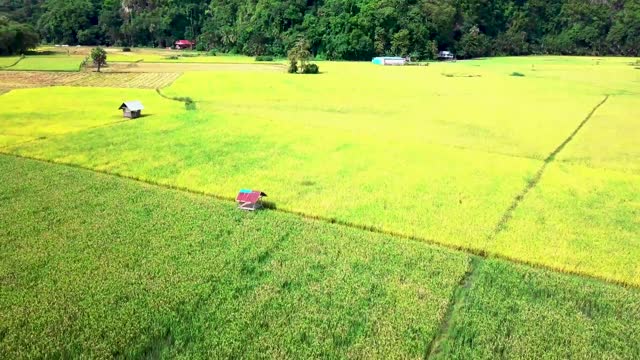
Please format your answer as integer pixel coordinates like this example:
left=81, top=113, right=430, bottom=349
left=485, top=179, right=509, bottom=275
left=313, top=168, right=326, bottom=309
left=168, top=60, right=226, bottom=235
left=103, top=61, right=285, bottom=73
left=0, top=71, right=181, bottom=89
left=0, top=71, right=86, bottom=88
left=108, top=52, right=262, bottom=64
left=0, top=154, right=469, bottom=358
left=68, top=72, right=182, bottom=88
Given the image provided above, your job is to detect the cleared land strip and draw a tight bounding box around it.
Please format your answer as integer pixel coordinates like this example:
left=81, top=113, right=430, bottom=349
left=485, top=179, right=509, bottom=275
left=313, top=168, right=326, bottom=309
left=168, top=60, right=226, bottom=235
left=0, top=71, right=182, bottom=89
left=490, top=95, right=610, bottom=236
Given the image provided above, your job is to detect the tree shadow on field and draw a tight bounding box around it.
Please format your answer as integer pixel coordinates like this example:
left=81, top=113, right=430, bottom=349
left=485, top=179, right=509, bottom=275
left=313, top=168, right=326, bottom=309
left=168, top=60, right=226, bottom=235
left=24, top=50, right=58, bottom=56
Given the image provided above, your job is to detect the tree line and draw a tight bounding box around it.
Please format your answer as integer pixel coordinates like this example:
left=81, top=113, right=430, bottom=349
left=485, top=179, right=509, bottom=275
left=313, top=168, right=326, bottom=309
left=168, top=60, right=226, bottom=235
left=1, top=0, right=639, bottom=59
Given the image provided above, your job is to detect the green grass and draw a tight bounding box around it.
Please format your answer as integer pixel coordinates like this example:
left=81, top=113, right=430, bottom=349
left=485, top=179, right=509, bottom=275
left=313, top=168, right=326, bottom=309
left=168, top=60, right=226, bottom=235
left=0, top=154, right=470, bottom=358
left=0, top=56, right=21, bottom=68
left=8, top=55, right=84, bottom=71
left=431, top=259, right=640, bottom=359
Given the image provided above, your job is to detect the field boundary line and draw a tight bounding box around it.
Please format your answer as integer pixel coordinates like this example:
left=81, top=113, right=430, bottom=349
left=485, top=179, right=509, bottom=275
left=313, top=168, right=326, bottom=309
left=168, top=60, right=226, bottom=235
left=0, top=55, right=25, bottom=69
left=0, top=151, right=637, bottom=289
left=489, top=95, right=610, bottom=237
left=426, top=257, right=482, bottom=359
left=156, top=87, right=195, bottom=110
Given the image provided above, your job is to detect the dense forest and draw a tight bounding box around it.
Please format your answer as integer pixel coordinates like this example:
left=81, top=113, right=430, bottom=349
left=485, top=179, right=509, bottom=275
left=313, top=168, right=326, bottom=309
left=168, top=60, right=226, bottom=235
left=1, top=0, right=639, bottom=59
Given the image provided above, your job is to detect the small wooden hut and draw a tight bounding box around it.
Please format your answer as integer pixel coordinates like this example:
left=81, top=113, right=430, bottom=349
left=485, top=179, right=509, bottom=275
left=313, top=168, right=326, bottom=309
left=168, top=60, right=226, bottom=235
left=438, top=51, right=455, bottom=60
left=236, top=189, right=267, bottom=211
left=119, top=101, right=144, bottom=119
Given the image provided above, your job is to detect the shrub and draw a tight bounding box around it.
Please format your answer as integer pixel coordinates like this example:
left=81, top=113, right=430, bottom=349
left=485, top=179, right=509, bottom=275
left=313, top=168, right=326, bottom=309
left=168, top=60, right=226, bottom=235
left=510, top=72, right=525, bottom=77
left=255, top=55, right=274, bottom=62
left=208, top=50, right=217, bottom=56
left=122, top=47, right=131, bottom=52
left=288, top=61, right=298, bottom=73
left=195, top=42, right=206, bottom=52
left=302, top=63, right=320, bottom=74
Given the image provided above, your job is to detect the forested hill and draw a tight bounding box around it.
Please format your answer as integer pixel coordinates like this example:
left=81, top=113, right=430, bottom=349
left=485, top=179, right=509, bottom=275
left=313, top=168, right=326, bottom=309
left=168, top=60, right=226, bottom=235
left=1, top=0, right=639, bottom=59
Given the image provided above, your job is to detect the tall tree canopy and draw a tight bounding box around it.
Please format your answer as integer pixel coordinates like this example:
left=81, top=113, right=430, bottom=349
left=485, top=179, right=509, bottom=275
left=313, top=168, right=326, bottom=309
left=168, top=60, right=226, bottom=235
left=2, top=0, right=640, bottom=59
left=0, top=15, right=39, bottom=55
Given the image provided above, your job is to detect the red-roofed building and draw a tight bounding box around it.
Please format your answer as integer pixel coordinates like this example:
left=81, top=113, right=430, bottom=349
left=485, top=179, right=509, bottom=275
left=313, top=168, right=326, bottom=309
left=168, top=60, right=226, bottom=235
left=175, top=40, right=194, bottom=50
left=236, top=190, right=267, bottom=211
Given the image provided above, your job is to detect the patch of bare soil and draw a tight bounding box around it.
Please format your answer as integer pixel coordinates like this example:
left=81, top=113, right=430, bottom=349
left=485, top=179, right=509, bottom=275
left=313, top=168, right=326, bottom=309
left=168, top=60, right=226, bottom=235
left=0, top=71, right=182, bottom=89
left=102, top=62, right=285, bottom=73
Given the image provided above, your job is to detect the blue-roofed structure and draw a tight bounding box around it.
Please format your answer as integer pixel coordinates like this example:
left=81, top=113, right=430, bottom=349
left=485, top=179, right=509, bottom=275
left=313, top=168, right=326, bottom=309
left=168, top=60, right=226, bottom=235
left=372, top=57, right=406, bottom=66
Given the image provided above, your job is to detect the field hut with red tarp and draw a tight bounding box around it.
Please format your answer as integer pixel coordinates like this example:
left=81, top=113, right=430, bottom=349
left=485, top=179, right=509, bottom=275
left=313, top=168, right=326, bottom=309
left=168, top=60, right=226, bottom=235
left=236, top=189, right=267, bottom=211
left=175, top=40, right=194, bottom=50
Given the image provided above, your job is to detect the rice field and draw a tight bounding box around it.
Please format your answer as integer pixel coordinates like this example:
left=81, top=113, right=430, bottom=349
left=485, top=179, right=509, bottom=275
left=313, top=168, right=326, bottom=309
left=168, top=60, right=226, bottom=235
left=0, top=154, right=470, bottom=358
left=5, top=56, right=638, bottom=284
left=7, top=55, right=85, bottom=71
left=1, top=154, right=639, bottom=359
left=0, top=87, right=179, bottom=147
left=0, top=54, right=639, bottom=357
left=431, top=259, right=640, bottom=359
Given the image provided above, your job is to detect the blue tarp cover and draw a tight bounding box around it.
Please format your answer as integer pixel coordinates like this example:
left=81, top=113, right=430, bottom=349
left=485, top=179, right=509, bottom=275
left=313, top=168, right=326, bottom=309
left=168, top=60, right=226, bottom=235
left=372, top=56, right=404, bottom=65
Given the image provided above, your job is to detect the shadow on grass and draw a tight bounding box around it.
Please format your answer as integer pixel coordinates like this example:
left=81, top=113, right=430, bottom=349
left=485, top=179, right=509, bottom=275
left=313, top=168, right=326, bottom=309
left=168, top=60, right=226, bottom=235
left=262, top=201, right=277, bottom=210
left=24, top=50, right=58, bottom=56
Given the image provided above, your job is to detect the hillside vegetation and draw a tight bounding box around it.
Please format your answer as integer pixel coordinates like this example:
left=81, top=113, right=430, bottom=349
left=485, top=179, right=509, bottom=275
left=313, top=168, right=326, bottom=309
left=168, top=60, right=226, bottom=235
left=1, top=0, right=639, bottom=58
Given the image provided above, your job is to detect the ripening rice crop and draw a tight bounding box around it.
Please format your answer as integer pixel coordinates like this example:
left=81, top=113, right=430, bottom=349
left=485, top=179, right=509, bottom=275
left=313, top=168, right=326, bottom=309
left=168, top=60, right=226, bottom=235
left=431, top=259, right=640, bottom=359
left=0, top=87, right=180, bottom=147
left=0, top=154, right=470, bottom=358
left=2, top=56, right=639, bottom=285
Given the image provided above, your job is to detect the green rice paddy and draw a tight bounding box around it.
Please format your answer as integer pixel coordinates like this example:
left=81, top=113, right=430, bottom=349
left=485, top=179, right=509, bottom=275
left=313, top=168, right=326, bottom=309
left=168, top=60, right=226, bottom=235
left=0, top=54, right=638, bottom=357
left=7, top=55, right=85, bottom=71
